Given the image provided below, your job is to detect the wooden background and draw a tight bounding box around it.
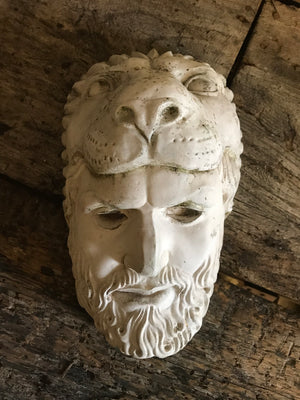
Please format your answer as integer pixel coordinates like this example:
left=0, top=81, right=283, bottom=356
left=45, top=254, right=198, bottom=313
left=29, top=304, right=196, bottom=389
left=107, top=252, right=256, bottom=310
left=0, top=0, right=299, bottom=398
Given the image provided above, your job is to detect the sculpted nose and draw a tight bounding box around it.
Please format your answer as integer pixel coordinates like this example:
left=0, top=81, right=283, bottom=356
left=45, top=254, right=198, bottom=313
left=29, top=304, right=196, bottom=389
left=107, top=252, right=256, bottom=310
left=115, top=99, right=181, bottom=141
left=140, top=217, right=169, bottom=277
left=124, top=210, right=169, bottom=277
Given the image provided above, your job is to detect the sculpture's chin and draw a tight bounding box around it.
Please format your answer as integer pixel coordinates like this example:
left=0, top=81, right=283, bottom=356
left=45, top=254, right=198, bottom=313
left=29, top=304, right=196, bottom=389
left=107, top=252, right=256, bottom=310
left=79, top=280, right=212, bottom=358
left=93, top=297, right=206, bottom=359
left=71, top=249, right=218, bottom=358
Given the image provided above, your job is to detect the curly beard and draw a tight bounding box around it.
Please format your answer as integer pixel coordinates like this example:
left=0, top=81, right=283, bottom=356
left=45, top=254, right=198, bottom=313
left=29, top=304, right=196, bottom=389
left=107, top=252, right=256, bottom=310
left=70, top=245, right=220, bottom=359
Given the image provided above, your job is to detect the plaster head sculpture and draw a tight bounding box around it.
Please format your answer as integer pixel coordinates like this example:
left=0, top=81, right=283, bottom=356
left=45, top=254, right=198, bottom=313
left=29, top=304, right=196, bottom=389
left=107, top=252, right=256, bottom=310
left=62, top=49, right=242, bottom=359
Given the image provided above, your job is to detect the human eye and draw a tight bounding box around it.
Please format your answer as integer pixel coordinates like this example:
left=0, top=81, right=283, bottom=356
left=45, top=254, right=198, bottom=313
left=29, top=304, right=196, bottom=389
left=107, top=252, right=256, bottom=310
left=166, top=203, right=203, bottom=224
left=94, top=207, right=128, bottom=230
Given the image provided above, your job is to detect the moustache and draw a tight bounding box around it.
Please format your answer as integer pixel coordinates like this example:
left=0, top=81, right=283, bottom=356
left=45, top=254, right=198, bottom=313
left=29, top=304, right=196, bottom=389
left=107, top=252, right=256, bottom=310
left=91, top=264, right=192, bottom=312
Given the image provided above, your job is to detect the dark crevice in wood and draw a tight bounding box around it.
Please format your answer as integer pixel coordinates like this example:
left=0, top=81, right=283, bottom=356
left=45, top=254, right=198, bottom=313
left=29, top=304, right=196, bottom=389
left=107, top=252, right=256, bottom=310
left=277, top=0, right=300, bottom=7
left=0, top=173, right=63, bottom=204
left=221, top=273, right=300, bottom=310
left=0, top=122, right=11, bottom=135
left=227, top=0, right=265, bottom=86
left=244, top=279, right=279, bottom=297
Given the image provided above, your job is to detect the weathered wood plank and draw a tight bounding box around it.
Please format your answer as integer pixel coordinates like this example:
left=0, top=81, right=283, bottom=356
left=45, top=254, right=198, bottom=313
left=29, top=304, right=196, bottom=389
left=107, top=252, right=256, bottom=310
left=0, top=177, right=299, bottom=399
left=222, top=0, right=300, bottom=301
left=0, top=0, right=261, bottom=194
left=0, top=1, right=299, bottom=398
left=0, top=264, right=299, bottom=400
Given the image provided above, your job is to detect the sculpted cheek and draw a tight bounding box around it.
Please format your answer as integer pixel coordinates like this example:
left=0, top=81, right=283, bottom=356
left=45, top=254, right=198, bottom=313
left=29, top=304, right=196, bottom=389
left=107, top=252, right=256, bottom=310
left=168, top=222, right=219, bottom=273
left=75, top=225, right=124, bottom=279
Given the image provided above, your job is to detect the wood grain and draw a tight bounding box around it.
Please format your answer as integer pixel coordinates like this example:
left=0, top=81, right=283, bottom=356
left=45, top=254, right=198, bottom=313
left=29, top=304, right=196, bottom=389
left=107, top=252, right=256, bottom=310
left=0, top=177, right=72, bottom=304
left=222, top=0, right=300, bottom=301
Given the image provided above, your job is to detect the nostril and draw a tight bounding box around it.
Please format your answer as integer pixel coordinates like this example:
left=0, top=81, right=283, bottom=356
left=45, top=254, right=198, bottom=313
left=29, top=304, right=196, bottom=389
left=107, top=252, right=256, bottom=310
left=115, top=106, right=135, bottom=125
left=161, top=105, right=180, bottom=124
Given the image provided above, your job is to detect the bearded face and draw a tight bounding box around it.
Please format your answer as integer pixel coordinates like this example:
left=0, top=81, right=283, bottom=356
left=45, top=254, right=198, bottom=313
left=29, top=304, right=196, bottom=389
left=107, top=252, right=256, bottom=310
left=66, top=165, right=225, bottom=358
left=62, top=50, right=242, bottom=358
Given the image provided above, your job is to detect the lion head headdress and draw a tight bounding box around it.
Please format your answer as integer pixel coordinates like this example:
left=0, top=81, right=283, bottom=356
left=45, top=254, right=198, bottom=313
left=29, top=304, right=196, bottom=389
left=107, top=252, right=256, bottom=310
left=62, top=49, right=242, bottom=219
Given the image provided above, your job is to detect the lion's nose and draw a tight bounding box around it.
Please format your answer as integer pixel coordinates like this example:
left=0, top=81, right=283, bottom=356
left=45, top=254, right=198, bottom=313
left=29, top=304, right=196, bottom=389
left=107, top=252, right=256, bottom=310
left=114, top=99, right=181, bottom=141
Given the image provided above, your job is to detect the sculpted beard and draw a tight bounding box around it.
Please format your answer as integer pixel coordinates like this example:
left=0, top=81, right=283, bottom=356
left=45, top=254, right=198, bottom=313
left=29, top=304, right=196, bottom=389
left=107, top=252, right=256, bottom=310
left=69, top=238, right=221, bottom=358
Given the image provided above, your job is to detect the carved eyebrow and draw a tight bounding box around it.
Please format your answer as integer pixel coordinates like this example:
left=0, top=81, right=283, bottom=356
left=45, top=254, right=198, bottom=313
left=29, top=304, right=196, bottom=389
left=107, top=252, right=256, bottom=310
left=84, top=202, right=118, bottom=214
left=170, top=201, right=204, bottom=210
left=87, top=71, right=126, bottom=91
left=91, top=70, right=125, bottom=79
left=178, top=65, right=213, bottom=81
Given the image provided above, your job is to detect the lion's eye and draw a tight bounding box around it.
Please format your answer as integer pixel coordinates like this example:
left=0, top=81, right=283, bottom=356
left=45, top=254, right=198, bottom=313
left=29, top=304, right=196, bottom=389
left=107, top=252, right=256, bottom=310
left=88, top=79, right=111, bottom=97
left=184, top=75, right=218, bottom=96
left=166, top=206, right=203, bottom=223
left=95, top=210, right=128, bottom=230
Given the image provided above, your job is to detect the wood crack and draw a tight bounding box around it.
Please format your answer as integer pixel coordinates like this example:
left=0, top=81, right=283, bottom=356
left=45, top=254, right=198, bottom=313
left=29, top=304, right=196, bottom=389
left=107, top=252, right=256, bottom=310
left=227, top=0, right=266, bottom=86
left=277, top=0, right=300, bottom=7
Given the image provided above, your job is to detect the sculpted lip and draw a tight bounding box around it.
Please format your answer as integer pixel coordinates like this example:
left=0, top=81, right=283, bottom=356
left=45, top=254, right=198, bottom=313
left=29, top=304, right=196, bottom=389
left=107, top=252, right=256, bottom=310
left=116, top=285, right=172, bottom=296
left=113, top=285, right=176, bottom=311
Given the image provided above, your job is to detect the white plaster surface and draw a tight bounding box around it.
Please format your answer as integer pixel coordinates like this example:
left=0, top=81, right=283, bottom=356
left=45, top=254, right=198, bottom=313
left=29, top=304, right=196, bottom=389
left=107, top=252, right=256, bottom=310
left=62, top=50, right=242, bottom=358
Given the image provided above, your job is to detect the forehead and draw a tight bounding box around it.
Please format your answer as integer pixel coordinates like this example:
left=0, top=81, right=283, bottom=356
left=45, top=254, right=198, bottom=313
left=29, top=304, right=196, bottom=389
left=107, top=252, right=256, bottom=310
left=78, top=166, right=223, bottom=209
